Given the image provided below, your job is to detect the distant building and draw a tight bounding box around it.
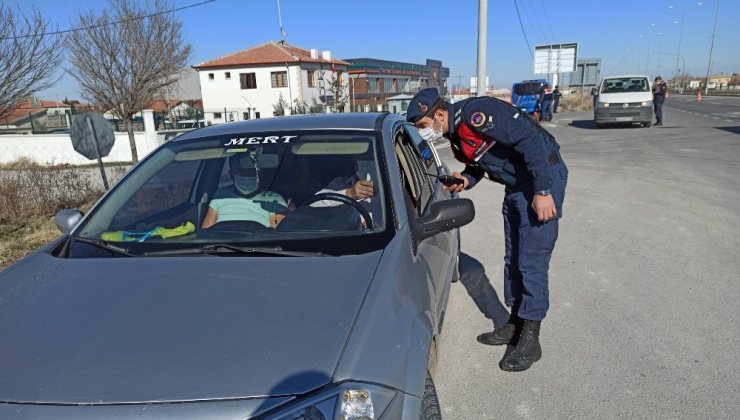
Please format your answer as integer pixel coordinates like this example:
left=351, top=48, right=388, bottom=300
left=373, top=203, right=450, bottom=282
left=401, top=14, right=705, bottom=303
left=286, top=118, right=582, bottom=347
left=344, top=58, right=449, bottom=112
left=1, top=97, right=72, bottom=130
left=193, top=41, right=350, bottom=124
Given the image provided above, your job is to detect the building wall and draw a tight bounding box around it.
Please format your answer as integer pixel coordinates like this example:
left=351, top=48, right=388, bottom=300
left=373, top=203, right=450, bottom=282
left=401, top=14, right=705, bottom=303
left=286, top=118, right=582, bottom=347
left=198, top=63, right=349, bottom=124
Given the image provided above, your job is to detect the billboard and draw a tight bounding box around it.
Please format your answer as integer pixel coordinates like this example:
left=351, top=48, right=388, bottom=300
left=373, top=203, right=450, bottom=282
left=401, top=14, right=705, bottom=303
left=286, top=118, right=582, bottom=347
left=534, top=43, right=578, bottom=74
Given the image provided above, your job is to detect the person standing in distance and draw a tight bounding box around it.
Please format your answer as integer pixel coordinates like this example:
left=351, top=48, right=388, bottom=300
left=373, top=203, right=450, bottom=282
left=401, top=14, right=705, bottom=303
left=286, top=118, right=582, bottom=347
left=652, top=76, right=667, bottom=126
left=538, top=85, right=554, bottom=121
left=553, top=85, right=562, bottom=113
left=406, top=88, right=568, bottom=372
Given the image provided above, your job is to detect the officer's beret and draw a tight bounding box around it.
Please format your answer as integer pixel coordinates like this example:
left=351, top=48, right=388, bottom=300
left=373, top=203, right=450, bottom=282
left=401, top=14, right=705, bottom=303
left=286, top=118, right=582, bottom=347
left=406, top=87, right=442, bottom=123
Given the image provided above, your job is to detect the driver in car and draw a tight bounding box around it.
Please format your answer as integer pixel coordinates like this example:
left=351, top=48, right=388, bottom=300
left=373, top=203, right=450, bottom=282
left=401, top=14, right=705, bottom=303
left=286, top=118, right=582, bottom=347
left=310, top=149, right=382, bottom=228
left=202, top=153, right=289, bottom=229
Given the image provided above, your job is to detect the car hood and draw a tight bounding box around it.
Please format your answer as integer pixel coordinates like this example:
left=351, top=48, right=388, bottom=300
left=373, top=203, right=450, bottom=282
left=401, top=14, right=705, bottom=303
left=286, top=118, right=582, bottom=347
left=597, top=91, right=652, bottom=103
left=0, top=250, right=382, bottom=404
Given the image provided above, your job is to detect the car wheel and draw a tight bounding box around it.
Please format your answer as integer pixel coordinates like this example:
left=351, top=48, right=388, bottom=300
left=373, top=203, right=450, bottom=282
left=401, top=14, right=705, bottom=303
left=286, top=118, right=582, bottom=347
left=420, top=370, right=442, bottom=420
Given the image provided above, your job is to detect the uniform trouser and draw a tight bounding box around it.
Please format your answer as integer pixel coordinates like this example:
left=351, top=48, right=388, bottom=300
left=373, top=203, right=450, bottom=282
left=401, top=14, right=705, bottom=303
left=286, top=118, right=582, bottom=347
left=502, top=161, right=568, bottom=321
left=553, top=99, right=559, bottom=113
left=654, top=100, right=664, bottom=122
left=540, top=101, right=553, bottom=121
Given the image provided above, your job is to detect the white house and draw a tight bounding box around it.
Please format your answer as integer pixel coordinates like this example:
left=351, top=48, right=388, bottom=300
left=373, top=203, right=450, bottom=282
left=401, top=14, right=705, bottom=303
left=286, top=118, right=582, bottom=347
left=192, top=41, right=350, bottom=124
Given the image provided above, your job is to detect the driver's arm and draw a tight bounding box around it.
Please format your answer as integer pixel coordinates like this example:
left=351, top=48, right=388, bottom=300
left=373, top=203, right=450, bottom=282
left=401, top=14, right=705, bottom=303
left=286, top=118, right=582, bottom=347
left=202, top=207, right=218, bottom=229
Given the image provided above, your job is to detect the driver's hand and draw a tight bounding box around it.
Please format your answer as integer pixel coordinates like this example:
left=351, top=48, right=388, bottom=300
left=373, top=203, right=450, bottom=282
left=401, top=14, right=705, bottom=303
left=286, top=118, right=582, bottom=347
left=443, top=172, right=468, bottom=193
left=348, top=180, right=374, bottom=200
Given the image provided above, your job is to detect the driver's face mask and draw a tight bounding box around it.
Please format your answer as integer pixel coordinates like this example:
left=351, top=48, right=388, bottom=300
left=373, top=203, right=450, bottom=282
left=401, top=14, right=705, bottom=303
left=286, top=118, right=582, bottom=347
left=234, top=174, right=259, bottom=195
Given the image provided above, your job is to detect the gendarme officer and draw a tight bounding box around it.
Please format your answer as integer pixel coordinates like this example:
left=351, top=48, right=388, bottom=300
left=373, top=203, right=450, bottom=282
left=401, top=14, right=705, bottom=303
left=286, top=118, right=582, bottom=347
left=407, top=88, right=568, bottom=372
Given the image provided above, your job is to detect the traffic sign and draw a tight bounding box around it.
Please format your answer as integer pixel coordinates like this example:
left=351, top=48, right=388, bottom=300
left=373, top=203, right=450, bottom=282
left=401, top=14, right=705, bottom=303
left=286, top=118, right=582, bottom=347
left=69, top=113, right=115, bottom=189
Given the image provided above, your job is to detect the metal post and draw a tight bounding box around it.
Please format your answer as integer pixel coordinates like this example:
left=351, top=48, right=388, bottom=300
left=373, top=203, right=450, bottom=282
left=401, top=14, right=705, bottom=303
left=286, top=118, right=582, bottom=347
left=476, top=0, right=487, bottom=97
left=704, top=0, right=720, bottom=95
left=674, top=11, right=684, bottom=90
left=86, top=115, right=109, bottom=190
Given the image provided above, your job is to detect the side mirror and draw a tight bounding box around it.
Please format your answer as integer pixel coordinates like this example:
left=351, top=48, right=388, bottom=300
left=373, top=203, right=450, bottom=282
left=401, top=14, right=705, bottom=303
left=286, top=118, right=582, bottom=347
left=54, top=209, right=83, bottom=234
left=591, top=87, right=598, bottom=96
left=415, top=199, right=475, bottom=242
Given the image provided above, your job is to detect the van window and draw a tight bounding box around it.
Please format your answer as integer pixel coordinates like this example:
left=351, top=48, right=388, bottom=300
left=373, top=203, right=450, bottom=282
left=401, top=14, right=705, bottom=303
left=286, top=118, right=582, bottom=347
left=602, top=77, right=649, bottom=93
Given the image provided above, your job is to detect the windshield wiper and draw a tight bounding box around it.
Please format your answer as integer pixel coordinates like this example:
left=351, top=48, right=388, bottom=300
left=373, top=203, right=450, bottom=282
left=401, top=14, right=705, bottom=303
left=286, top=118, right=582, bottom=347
left=144, top=244, right=324, bottom=257
left=71, top=236, right=135, bottom=257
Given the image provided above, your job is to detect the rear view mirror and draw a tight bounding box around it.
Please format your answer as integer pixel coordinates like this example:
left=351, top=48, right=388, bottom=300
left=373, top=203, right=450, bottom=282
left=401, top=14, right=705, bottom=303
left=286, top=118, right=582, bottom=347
left=54, top=209, right=83, bottom=234
left=414, top=199, right=475, bottom=242
left=591, top=88, right=598, bottom=96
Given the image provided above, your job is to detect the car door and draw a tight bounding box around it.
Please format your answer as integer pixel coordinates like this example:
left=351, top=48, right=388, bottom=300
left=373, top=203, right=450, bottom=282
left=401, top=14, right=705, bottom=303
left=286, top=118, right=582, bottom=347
left=394, top=125, right=456, bottom=331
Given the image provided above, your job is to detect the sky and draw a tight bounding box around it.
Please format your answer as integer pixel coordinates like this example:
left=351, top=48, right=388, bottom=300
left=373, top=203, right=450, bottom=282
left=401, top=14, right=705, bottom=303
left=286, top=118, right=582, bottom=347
left=10, top=0, right=740, bottom=101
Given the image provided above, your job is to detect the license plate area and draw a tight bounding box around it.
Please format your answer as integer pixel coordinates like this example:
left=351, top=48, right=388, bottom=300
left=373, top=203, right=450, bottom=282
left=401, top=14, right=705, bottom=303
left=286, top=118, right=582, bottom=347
left=615, top=117, right=633, bottom=122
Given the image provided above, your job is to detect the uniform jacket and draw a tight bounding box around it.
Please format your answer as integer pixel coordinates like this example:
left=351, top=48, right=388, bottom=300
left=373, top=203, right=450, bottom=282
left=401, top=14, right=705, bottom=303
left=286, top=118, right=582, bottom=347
left=652, top=82, right=668, bottom=102
left=447, top=97, right=560, bottom=192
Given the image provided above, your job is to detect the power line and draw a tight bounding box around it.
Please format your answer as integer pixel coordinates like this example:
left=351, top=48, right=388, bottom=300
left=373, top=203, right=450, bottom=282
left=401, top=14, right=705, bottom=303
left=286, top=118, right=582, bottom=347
left=513, top=0, right=534, bottom=58
left=0, top=0, right=216, bottom=41
left=539, top=0, right=556, bottom=41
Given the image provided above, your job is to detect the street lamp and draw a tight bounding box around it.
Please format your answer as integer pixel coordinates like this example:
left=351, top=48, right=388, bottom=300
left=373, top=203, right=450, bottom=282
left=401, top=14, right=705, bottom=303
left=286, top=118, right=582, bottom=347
left=704, top=0, right=720, bottom=95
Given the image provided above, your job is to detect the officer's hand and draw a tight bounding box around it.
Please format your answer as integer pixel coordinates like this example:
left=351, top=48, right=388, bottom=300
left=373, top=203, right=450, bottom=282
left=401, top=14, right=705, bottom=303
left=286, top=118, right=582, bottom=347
left=348, top=180, right=374, bottom=199
left=532, top=194, right=557, bottom=222
left=444, top=172, right=468, bottom=193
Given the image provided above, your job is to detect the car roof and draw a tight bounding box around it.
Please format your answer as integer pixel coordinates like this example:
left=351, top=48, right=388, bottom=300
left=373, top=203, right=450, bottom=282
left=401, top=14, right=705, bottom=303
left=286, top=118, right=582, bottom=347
left=603, top=75, right=649, bottom=79
left=174, top=113, right=399, bottom=142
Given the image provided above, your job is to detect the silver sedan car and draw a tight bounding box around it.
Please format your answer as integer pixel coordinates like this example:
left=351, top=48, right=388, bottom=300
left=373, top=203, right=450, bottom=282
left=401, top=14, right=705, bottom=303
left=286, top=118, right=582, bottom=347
left=0, top=113, right=474, bottom=419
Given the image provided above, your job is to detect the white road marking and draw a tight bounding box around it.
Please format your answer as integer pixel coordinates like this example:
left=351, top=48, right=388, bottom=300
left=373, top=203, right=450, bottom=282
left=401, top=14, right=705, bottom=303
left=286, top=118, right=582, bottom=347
left=725, top=120, right=734, bottom=122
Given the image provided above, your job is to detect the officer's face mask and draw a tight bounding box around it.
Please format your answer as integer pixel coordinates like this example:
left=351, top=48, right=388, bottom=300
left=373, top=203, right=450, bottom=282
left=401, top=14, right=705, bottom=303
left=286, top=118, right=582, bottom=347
left=234, top=174, right=259, bottom=195
left=418, top=115, right=444, bottom=142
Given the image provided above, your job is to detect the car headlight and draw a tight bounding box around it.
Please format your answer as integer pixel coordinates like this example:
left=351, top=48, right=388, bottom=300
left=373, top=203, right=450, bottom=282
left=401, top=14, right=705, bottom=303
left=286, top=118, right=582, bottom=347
left=263, top=383, right=397, bottom=420
left=641, top=100, right=653, bottom=107
left=598, top=102, right=610, bottom=108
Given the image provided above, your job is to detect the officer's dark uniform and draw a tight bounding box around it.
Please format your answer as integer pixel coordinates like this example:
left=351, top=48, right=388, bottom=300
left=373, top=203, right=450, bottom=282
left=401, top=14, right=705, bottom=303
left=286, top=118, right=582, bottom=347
left=652, top=77, right=667, bottom=126
left=553, top=86, right=562, bottom=113
left=407, top=88, right=568, bottom=371
left=539, top=87, right=554, bottom=121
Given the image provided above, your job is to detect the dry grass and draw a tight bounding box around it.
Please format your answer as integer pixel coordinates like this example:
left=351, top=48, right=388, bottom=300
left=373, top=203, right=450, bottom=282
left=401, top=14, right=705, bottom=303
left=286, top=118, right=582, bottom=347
left=558, top=92, right=594, bottom=112
left=0, top=160, right=126, bottom=269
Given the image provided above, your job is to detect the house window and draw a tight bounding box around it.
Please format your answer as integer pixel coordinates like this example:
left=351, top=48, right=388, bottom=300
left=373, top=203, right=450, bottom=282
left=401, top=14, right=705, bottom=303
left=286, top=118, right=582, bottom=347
left=307, top=70, right=316, bottom=87
left=337, top=71, right=344, bottom=84
left=384, top=79, right=393, bottom=93
left=242, top=112, right=250, bottom=120
left=225, top=72, right=231, bottom=80
left=255, top=112, right=261, bottom=119
left=271, top=71, right=288, bottom=88
left=213, top=112, right=222, bottom=119
left=368, top=79, right=376, bottom=93
left=208, top=73, right=214, bottom=81
left=240, top=73, right=256, bottom=89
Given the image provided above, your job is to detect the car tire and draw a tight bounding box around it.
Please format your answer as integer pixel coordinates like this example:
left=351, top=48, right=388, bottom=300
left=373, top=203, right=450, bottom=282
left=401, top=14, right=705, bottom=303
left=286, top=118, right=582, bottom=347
left=420, top=369, right=442, bottom=420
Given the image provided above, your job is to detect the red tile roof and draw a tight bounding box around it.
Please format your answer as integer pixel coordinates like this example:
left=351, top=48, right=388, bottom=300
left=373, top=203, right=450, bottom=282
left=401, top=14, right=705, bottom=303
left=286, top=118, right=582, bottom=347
left=193, top=41, right=349, bottom=69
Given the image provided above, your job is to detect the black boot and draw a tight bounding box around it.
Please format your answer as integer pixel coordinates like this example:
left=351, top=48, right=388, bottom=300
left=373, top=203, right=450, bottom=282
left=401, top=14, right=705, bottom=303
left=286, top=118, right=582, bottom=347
left=477, top=308, right=520, bottom=346
left=499, top=320, right=542, bottom=372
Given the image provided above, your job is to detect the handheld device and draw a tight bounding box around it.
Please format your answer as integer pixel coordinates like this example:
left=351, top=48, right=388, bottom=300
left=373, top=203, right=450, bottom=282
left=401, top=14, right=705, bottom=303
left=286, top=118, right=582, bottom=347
left=427, top=172, right=464, bottom=186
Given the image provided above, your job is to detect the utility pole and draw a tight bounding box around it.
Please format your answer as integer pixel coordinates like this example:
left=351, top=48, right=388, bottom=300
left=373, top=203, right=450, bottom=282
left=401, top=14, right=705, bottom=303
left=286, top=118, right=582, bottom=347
left=476, top=0, right=487, bottom=97
left=674, top=11, right=684, bottom=91
left=704, top=0, right=720, bottom=95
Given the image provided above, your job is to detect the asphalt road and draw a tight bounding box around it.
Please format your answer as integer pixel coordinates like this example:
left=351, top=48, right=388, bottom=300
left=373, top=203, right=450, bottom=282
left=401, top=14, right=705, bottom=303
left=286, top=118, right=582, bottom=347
left=433, top=104, right=740, bottom=419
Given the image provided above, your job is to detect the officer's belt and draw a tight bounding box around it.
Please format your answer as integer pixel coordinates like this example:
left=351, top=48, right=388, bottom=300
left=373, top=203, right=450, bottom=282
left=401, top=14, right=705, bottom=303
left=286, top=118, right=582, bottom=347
left=547, top=150, right=561, bottom=165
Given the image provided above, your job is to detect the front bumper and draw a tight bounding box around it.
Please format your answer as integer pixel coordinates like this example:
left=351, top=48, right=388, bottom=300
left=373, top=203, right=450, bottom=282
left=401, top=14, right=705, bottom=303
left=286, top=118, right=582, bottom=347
left=595, top=106, right=652, bottom=124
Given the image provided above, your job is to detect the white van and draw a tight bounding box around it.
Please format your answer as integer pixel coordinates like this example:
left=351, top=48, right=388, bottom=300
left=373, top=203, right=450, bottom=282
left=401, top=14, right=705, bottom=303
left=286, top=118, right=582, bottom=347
left=591, top=75, right=653, bottom=128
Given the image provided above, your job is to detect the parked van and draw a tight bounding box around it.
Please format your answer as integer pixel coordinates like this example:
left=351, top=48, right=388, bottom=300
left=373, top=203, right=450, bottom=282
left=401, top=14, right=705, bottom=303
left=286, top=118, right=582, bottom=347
left=591, top=75, right=653, bottom=128
left=512, top=79, right=548, bottom=114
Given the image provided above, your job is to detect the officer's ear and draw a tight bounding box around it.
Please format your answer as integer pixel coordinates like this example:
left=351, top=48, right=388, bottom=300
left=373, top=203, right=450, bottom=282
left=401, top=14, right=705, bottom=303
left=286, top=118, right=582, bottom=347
left=433, top=107, right=447, bottom=121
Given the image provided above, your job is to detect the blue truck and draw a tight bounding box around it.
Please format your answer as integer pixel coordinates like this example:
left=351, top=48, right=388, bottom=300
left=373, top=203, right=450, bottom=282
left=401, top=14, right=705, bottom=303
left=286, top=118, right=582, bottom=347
left=511, top=79, right=549, bottom=115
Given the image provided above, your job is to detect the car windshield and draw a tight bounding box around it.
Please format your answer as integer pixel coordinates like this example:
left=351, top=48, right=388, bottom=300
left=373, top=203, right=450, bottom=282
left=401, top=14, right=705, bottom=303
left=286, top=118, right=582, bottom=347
left=71, top=130, right=390, bottom=256
left=514, top=82, right=546, bottom=96
left=601, top=77, right=649, bottom=93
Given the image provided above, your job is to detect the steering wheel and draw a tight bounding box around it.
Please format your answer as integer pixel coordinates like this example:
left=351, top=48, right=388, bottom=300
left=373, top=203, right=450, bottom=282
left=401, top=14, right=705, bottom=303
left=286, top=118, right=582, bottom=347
left=301, top=193, right=373, bottom=230
left=204, top=220, right=270, bottom=234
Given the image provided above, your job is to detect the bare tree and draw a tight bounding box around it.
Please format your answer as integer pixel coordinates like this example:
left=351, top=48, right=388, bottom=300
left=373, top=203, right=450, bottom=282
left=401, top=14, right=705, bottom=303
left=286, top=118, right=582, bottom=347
left=0, top=5, right=62, bottom=121
left=65, top=0, right=191, bottom=162
left=326, top=74, right=348, bottom=113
